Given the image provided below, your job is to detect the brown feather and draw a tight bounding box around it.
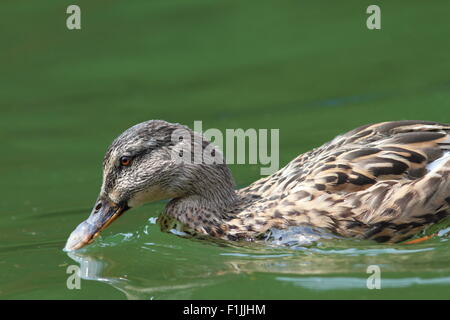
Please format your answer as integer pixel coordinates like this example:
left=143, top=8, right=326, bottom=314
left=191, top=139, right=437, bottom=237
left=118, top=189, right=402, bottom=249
left=220, top=121, right=450, bottom=243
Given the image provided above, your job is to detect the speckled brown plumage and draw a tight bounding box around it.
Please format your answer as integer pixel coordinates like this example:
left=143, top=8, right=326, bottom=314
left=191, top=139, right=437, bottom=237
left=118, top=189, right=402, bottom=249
left=65, top=120, right=450, bottom=251
left=160, top=120, right=450, bottom=243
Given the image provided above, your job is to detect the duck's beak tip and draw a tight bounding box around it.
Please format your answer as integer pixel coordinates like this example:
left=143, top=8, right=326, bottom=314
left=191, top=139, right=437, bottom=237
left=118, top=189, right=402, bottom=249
left=63, top=196, right=129, bottom=252
left=63, top=220, right=97, bottom=252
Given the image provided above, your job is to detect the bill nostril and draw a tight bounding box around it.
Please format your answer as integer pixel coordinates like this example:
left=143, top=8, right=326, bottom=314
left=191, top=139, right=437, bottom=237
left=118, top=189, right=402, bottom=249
left=94, top=202, right=102, bottom=212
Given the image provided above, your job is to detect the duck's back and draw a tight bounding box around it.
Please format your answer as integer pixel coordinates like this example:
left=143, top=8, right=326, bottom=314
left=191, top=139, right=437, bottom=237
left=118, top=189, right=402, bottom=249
left=229, top=120, right=450, bottom=243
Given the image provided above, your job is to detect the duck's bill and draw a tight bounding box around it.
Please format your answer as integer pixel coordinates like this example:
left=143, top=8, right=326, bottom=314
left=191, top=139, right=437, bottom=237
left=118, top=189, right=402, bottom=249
left=64, top=197, right=129, bottom=251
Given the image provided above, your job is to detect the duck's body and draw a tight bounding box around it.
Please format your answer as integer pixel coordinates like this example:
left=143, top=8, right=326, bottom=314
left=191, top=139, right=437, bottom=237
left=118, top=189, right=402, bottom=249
left=159, top=120, right=450, bottom=244
left=65, top=120, right=450, bottom=251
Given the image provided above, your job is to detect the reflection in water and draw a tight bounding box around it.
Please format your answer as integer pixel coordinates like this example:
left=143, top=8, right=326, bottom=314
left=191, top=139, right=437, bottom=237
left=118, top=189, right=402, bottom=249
left=67, top=251, right=217, bottom=300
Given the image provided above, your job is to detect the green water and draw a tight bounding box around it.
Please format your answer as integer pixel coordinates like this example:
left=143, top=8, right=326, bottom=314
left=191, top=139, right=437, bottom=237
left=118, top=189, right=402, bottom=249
left=1, top=0, right=450, bottom=299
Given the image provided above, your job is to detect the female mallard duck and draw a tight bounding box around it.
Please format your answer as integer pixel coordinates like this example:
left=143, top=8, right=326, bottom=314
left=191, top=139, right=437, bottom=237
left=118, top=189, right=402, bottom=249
left=64, top=120, right=450, bottom=251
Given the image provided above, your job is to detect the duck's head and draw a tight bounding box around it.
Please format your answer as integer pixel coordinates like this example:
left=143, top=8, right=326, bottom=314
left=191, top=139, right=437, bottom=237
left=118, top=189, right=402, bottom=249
left=64, top=120, right=233, bottom=251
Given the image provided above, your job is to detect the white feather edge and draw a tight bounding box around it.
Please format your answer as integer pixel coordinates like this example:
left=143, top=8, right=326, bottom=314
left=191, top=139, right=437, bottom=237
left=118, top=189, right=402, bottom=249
left=426, top=151, right=450, bottom=173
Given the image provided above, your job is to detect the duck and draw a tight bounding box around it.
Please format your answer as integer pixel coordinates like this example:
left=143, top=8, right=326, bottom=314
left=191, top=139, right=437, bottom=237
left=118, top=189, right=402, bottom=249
left=64, top=120, right=450, bottom=251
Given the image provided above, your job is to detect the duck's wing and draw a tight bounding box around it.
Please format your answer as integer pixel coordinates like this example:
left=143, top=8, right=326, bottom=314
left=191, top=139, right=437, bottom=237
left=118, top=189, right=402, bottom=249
left=298, top=120, right=450, bottom=192
left=297, top=121, right=450, bottom=242
left=338, top=157, right=450, bottom=242
left=232, top=121, right=450, bottom=242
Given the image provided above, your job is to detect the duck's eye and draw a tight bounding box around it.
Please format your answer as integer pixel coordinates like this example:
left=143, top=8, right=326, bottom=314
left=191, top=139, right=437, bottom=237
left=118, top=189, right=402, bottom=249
left=119, top=156, right=132, bottom=166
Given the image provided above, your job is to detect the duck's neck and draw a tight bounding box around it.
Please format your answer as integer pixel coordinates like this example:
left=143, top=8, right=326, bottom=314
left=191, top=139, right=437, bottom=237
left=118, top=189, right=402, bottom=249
left=164, top=165, right=239, bottom=230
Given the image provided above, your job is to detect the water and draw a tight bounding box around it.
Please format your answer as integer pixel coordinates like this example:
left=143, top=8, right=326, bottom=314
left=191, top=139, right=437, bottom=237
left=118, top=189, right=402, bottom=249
left=1, top=202, right=449, bottom=299
left=1, top=0, right=450, bottom=299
